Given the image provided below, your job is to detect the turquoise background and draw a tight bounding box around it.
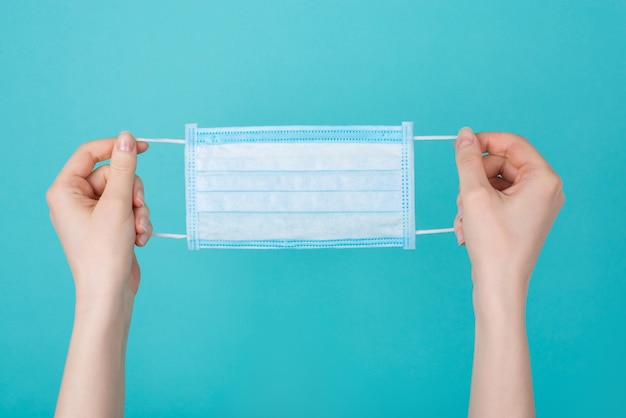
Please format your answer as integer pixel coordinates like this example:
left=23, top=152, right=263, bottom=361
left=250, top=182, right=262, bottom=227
left=1, top=0, right=625, bottom=416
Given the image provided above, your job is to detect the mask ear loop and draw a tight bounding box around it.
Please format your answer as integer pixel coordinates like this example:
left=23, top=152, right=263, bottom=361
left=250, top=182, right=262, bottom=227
left=137, top=138, right=187, bottom=239
left=138, top=134, right=458, bottom=240
left=413, top=135, right=456, bottom=236
left=138, top=138, right=185, bottom=144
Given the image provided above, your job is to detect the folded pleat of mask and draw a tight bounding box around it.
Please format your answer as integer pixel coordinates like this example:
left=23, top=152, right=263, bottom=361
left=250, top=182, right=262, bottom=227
left=184, top=122, right=416, bottom=249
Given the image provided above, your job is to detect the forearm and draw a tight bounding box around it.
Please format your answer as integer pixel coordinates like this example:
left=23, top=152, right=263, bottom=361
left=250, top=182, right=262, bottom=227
left=55, top=295, right=134, bottom=418
left=469, top=280, right=535, bottom=418
left=453, top=129, right=562, bottom=417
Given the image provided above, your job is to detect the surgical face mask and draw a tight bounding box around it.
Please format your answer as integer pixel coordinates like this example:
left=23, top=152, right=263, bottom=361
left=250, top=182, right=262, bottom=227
left=140, top=122, right=455, bottom=250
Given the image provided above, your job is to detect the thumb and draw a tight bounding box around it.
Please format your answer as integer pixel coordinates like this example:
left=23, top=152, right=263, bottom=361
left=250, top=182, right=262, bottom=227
left=454, top=127, right=490, bottom=194
left=102, top=131, right=137, bottom=204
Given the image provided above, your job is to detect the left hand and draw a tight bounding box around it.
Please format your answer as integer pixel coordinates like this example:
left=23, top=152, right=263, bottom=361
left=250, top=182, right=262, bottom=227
left=47, top=132, right=152, bottom=307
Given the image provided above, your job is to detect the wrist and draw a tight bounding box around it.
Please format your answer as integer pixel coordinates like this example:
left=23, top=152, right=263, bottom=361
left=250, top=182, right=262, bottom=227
left=74, top=286, right=135, bottom=329
left=471, top=268, right=530, bottom=326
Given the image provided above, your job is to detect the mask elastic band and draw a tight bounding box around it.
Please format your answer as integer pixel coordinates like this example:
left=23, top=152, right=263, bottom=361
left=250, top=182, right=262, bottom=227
left=413, top=135, right=456, bottom=141
left=137, top=135, right=456, bottom=145
left=139, top=136, right=457, bottom=144
left=151, top=228, right=454, bottom=240
left=151, top=233, right=187, bottom=239
left=139, top=138, right=185, bottom=144
left=415, top=227, right=455, bottom=235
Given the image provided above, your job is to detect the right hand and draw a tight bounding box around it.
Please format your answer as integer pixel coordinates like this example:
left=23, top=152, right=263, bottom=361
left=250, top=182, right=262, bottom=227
left=453, top=128, right=565, bottom=307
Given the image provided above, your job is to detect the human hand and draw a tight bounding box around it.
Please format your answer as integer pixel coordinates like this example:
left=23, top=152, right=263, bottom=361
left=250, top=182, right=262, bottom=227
left=50, top=132, right=152, bottom=418
left=47, top=132, right=152, bottom=309
left=453, top=127, right=564, bottom=308
left=455, top=128, right=563, bottom=418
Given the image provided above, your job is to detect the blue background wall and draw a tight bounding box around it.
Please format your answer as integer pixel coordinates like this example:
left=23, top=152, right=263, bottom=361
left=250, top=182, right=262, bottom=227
left=1, top=1, right=625, bottom=416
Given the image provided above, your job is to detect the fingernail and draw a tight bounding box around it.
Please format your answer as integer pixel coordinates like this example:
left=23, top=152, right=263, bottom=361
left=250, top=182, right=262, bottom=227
left=455, top=229, right=464, bottom=246
left=138, top=232, right=149, bottom=246
left=456, top=127, right=474, bottom=148
left=139, top=216, right=149, bottom=234
left=136, top=188, right=145, bottom=206
left=118, top=132, right=134, bottom=152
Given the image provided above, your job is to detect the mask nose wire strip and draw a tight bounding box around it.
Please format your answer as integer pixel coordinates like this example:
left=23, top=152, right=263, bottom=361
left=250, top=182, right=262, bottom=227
left=138, top=136, right=457, bottom=241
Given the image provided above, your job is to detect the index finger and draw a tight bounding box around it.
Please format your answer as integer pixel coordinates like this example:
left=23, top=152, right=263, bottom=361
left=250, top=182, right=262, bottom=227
left=55, top=138, right=149, bottom=183
left=476, top=132, right=551, bottom=169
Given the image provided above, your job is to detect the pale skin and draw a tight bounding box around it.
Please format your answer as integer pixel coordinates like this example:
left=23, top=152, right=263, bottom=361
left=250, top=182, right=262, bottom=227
left=47, top=128, right=563, bottom=417
left=47, top=133, right=152, bottom=418
left=454, top=127, right=564, bottom=418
